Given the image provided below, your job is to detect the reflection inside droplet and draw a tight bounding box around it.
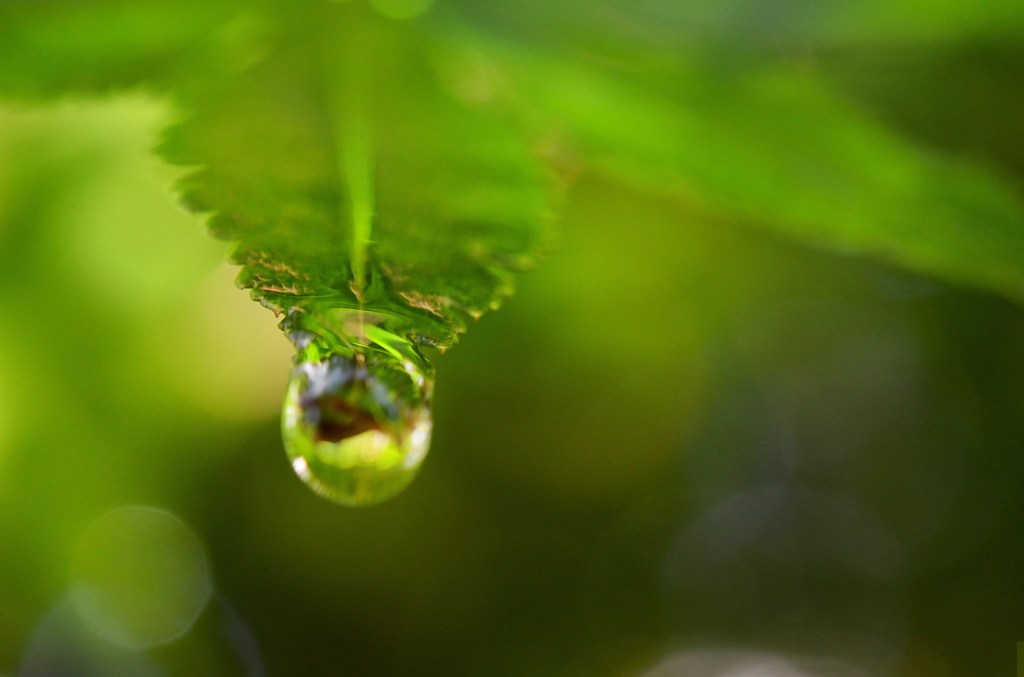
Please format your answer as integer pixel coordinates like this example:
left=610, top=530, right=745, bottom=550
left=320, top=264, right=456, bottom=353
left=281, top=310, right=433, bottom=506
left=69, top=506, right=212, bottom=650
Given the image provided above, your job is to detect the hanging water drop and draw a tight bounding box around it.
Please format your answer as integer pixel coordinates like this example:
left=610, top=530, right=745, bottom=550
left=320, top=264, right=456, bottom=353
left=281, top=309, right=434, bottom=506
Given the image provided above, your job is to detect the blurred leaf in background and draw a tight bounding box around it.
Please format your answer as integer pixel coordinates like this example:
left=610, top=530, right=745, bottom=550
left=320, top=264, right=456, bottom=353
left=1, top=0, right=1024, bottom=676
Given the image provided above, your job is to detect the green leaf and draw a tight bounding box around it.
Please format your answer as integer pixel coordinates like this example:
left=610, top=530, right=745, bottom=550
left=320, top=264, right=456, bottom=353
left=450, top=30, right=1024, bottom=303
left=161, top=4, right=551, bottom=349
left=0, top=0, right=247, bottom=96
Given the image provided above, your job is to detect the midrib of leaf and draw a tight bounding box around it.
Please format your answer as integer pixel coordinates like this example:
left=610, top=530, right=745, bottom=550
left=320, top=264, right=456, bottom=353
left=323, top=37, right=374, bottom=300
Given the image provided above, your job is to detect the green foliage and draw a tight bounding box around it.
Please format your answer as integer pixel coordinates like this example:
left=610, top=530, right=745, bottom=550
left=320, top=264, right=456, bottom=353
left=485, top=45, right=1024, bottom=300
left=2, top=0, right=1024, bottom=334
left=0, top=0, right=242, bottom=95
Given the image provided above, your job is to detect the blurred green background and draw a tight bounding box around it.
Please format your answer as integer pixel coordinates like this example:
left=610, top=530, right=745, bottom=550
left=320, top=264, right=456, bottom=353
left=2, top=1, right=1024, bottom=676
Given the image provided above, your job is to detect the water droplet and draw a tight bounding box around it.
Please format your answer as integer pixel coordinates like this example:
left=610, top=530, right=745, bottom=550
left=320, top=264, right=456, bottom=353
left=281, top=309, right=433, bottom=506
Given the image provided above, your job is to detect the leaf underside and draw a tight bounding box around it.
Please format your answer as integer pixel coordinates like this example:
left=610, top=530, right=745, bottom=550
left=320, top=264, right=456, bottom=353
left=161, top=6, right=552, bottom=348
